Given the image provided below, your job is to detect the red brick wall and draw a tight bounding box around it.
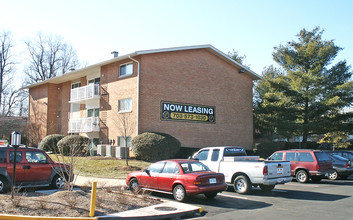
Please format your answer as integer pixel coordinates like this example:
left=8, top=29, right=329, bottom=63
left=100, top=58, right=138, bottom=144
left=138, top=49, right=254, bottom=149
left=29, top=84, right=49, bottom=146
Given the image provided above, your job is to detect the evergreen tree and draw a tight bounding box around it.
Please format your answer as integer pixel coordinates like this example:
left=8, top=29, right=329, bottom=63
left=255, top=27, right=353, bottom=147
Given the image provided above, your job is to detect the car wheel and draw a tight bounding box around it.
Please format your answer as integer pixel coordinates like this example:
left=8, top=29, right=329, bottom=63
left=204, top=192, right=218, bottom=199
left=173, top=185, right=186, bottom=202
left=0, top=176, right=9, bottom=193
left=296, top=170, right=308, bottom=183
left=259, top=185, right=275, bottom=192
left=129, top=178, right=140, bottom=193
left=51, top=175, right=66, bottom=189
left=234, top=175, right=251, bottom=194
left=328, top=170, right=339, bottom=180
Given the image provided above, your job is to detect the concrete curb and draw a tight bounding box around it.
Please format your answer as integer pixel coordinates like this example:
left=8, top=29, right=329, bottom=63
left=0, top=215, right=97, bottom=220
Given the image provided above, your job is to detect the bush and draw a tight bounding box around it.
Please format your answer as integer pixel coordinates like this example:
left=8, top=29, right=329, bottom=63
left=40, top=134, right=65, bottom=153
left=57, top=135, right=89, bottom=156
left=132, top=132, right=181, bottom=161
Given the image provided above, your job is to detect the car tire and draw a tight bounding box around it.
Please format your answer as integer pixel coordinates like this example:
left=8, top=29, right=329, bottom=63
left=173, top=184, right=186, bottom=202
left=129, top=178, right=140, bottom=193
left=259, top=184, right=275, bottom=192
left=0, top=176, right=9, bottom=193
left=204, top=192, right=218, bottom=199
left=296, top=170, right=309, bottom=183
left=51, top=175, right=67, bottom=189
left=234, top=175, right=251, bottom=194
left=328, top=170, right=339, bottom=180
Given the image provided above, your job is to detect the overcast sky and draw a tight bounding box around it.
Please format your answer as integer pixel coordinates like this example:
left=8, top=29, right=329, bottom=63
left=1, top=0, right=352, bottom=86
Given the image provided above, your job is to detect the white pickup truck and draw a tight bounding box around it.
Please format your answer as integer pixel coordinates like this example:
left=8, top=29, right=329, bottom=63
left=190, top=146, right=292, bottom=194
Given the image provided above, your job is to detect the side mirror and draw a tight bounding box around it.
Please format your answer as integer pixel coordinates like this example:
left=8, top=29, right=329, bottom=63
left=144, top=169, right=150, bottom=175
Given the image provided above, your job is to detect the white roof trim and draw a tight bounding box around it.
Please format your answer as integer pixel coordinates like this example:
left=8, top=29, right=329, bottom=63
left=22, top=44, right=261, bottom=89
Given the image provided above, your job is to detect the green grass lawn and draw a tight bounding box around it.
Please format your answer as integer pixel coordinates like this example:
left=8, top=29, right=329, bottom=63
left=50, top=155, right=151, bottom=179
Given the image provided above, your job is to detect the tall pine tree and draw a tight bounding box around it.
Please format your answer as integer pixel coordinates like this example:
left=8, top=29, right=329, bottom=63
left=255, top=27, right=353, bottom=147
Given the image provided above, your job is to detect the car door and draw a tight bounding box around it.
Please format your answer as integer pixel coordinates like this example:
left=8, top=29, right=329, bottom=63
left=284, top=152, right=297, bottom=175
left=7, top=150, right=26, bottom=182
left=139, top=161, right=165, bottom=190
left=157, top=161, right=180, bottom=192
left=23, top=151, right=52, bottom=182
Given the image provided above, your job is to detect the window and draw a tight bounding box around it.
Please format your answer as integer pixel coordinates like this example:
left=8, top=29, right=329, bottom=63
left=194, top=150, right=209, bottom=161
left=162, top=162, right=179, bottom=174
left=180, top=162, right=210, bottom=173
left=211, top=149, right=220, bottom=161
left=314, top=152, right=330, bottom=162
left=119, top=63, right=133, bottom=77
left=87, top=108, right=99, bottom=117
left=88, top=78, right=100, bottom=85
left=269, top=152, right=283, bottom=161
left=118, top=136, right=131, bottom=147
left=9, top=151, right=22, bottom=163
left=147, top=161, right=165, bottom=173
left=285, top=152, right=296, bottom=161
left=0, top=150, right=6, bottom=163
left=118, top=98, right=132, bottom=112
left=224, top=147, right=247, bottom=156
left=298, top=152, right=314, bottom=162
left=71, top=82, right=81, bottom=89
left=26, top=151, right=47, bottom=163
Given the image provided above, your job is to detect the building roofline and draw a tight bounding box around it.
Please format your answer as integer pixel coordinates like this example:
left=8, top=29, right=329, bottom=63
left=22, top=44, right=261, bottom=90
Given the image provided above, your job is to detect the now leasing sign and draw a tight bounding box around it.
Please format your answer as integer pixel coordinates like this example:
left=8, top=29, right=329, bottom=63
left=161, top=101, right=216, bottom=124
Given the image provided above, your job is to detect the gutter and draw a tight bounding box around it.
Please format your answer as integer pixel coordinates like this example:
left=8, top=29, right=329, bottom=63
left=128, top=56, right=140, bottom=136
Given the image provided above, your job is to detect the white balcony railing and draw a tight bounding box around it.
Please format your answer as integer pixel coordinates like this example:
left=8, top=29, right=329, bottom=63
left=69, top=117, right=100, bottom=133
left=70, top=84, right=100, bottom=103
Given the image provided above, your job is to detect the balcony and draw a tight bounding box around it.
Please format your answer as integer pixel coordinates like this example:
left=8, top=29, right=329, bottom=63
left=69, top=117, right=100, bottom=133
left=70, top=84, right=100, bottom=104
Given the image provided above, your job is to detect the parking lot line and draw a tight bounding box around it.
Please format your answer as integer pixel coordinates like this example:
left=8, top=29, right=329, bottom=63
left=219, top=193, right=249, bottom=200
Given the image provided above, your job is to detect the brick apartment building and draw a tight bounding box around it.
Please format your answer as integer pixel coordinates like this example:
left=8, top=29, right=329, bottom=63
left=24, top=45, right=261, bottom=150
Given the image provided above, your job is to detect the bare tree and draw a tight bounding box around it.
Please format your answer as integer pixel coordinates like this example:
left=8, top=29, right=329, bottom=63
left=24, top=33, right=80, bottom=84
left=0, top=31, right=15, bottom=112
left=117, top=113, right=135, bottom=166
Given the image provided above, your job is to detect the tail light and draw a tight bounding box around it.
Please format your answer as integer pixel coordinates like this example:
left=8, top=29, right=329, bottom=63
left=263, top=166, right=268, bottom=175
left=193, top=177, right=201, bottom=185
left=316, top=164, right=320, bottom=170
left=345, top=163, right=349, bottom=168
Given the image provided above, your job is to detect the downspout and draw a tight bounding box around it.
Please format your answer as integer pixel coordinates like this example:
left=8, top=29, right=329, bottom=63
left=128, top=56, right=140, bottom=136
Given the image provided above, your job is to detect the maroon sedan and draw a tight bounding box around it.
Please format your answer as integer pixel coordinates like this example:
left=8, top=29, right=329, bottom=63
left=126, top=159, right=227, bottom=202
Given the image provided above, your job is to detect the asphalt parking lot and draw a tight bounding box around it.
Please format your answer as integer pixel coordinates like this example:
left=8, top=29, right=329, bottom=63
left=153, top=176, right=353, bottom=220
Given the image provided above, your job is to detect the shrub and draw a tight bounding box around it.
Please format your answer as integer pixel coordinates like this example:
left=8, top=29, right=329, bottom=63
left=40, top=134, right=65, bottom=153
left=57, top=135, right=89, bottom=156
left=132, top=132, right=181, bottom=161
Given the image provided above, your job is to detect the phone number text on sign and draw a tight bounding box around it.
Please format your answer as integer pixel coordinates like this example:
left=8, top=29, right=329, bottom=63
left=171, top=112, right=208, bottom=121
left=161, top=101, right=216, bottom=124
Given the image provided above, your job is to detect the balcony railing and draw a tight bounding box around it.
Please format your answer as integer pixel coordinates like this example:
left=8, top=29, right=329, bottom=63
left=69, top=117, right=100, bottom=133
left=70, top=84, right=100, bottom=103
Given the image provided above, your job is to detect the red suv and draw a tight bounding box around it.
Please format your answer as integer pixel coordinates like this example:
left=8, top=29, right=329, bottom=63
left=0, top=146, right=72, bottom=193
left=268, top=149, right=333, bottom=183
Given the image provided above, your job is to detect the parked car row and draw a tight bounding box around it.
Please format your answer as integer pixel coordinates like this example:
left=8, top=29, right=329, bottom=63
left=126, top=147, right=353, bottom=202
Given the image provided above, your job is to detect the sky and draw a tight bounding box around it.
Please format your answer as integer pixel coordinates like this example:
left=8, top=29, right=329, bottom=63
left=1, top=0, right=353, bottom=87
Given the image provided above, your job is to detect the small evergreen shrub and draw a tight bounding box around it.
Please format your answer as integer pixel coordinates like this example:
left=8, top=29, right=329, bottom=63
left=132, top=132, right=181, bottom=161
left=40, top=134, right=65, bottom=153
left=57, top=135, right=89, bottom=156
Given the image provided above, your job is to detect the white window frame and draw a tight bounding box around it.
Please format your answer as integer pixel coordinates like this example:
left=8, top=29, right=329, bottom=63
left=118, top=98, right=132, bottom=113
left=119, top=62, right=133, bottom=77
left=71, top=82, right=81, bottom=89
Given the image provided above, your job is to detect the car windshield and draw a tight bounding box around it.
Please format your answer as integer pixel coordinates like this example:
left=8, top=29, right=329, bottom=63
left=180, top=161, right=210, bottom=173
left=314, top=152, right=331, bottom=162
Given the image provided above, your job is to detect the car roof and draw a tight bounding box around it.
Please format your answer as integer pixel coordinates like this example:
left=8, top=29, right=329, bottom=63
left=0, top=145, right=43, bottom=151
left=277, top=149, right=323, bottom=152
left=160, top=159, right=199, bottom=163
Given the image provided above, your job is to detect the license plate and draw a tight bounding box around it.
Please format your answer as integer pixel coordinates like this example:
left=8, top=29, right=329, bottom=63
left=277, top=167, right=283, bottom=174
left=209, top=178, right=217, bottom=184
